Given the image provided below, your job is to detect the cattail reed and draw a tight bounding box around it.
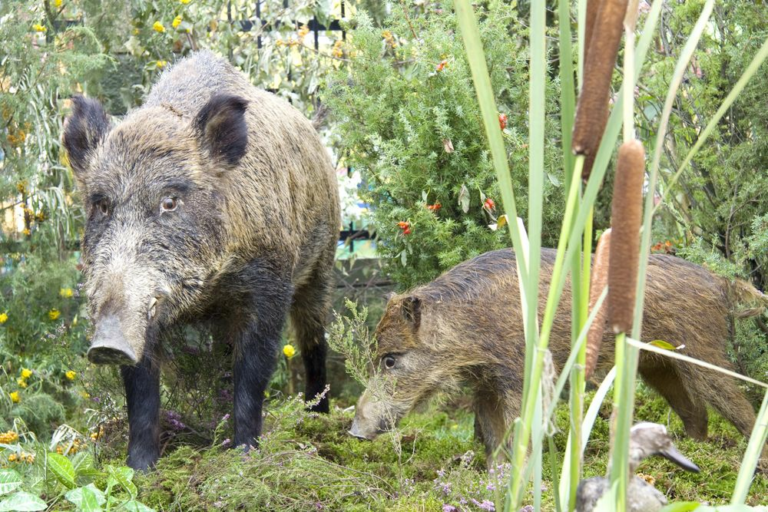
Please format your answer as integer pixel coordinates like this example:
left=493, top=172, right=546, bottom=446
left=585, top=228, right=611, bottom=379
left=583, top=0, right=604, bottom=67
left=572, top=0, right=629, bottom=180
left=608, top=140, right=645, bottom=333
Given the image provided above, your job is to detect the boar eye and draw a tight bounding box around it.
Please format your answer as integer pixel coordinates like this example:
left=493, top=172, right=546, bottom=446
left=160, top=197, right=179, bottom=213
left=382, top=355, right=396, bottom=370
left=94, top=198, right=110, bottom=217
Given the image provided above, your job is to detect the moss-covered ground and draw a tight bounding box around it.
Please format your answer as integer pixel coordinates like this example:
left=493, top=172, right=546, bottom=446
left=107, top=385, right=768, bottom=511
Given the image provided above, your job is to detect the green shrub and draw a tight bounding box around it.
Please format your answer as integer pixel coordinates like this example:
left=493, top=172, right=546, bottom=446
left=323, top=1, right=564, bottom=289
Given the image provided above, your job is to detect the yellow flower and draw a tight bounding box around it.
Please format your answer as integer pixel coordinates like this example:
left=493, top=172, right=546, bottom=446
left=172, top=16, right=182, bottom=29
left=0, top=313, right=7, bottom=324
left=0, top=431, right=19, bottom=444
left=153, top=21, right=165, bottom=33
left=133, top=28, right=140, bottom=35
left=21, top=368, right=32, bottom=379
left=55, top=0, right=62, bottom=6
left=17, top=379, right=27, bottom=388
left=32, top=24, right=47, bottom=32
left=65, top=370, right=77, bottom=381
left=80, top=391, right=90, bottom=399
left=156, top=60, right=167, bottom=69
left=48, top=309, right=60, bottom=321
left=8, top=454, right=18, bottom=462
left=181, top=0, right=191, bottom=3
left=60, top=287, right=73, bottom=298
left=22, top=228, right=31, bottom=236
left=10, top=392, right=20, bottom=403
left=298, top=25, right=310, bottom=38
left=332, top=40, right=344, bottom=58
left=283, top=344, right=296, bottom=359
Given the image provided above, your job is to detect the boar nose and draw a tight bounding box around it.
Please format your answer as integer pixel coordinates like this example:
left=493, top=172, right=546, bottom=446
left=87, top=314, right=138, bottom=365
left=348, top=418, right=374, bottom=440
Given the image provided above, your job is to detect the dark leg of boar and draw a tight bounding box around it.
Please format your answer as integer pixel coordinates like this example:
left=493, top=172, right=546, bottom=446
left=639, top=362, right=708, bottom=440
left=121, top=356, right=161, bottom=471
left=231, top=261, right=293, bottom=448
left=291, top=259, right=334, bottom=413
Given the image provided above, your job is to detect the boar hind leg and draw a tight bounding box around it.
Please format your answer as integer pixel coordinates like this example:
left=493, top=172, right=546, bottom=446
left=231, top=264, right=293, bottom=448
left=290, top=265, right=333, bottom=414
left=639, top=363, right=709, bottom=440
left=121, top=356, right=161, bottom=471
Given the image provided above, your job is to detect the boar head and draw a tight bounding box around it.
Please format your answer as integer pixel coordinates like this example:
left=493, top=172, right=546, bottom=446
left=62, top=94, right=248, bottom=365
left=350, top=295, right=459, bottom=440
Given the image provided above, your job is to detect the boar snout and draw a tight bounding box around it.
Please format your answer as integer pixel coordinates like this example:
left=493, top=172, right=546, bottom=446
left=88, top=314, right=138, bottom=365
left=348, top=390, right=396, bottom=440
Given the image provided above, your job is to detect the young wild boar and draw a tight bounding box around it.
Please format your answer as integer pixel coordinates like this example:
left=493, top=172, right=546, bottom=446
left=350, top=248, right=768, bottom=464
left=62, top=51, right=340, bottom=470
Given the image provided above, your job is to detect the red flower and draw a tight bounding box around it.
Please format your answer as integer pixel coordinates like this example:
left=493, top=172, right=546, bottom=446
left=484, top=198, right=495, bottom=211
left=397, top=221, right=409, bottom=229
left=498, top=113, right=507, bottom=130
left=436, top=60, right=448, bottom=72
left=427, top=203, right=442, bottom=212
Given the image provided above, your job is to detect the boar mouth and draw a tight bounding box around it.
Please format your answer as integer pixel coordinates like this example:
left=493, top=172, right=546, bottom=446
left=87, top=314, right=139, bottom=365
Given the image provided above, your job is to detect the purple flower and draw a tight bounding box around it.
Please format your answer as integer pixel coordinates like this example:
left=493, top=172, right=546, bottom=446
left=222, top=413, right=230, bottom=421
left=442, top=505, right=456, bottom=512
left=222, top=439, right=231, bottom=447
left=486, top=482, right=496, bottom=491
left=479, top=500, right=495, bottom=511
left=440, top=482, right=452, bottom=495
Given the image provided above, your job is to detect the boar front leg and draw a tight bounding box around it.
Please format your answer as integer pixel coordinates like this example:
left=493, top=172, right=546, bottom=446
left=231, top=264, right=292, bottom=449
left=121, top=356, right=161, bottom=471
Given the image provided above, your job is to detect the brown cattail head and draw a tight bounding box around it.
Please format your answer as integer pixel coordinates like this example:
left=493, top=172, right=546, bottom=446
left=584, top=0, right=605, bottom=67
left=585, top=228, right=612, bottom=379
left=572, top=0, right=629, bottom=181
left=608, top=139, right=645, bottom=333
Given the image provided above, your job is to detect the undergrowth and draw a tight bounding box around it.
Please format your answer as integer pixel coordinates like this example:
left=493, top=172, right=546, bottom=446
left=108, top=387, right=768, bottom=511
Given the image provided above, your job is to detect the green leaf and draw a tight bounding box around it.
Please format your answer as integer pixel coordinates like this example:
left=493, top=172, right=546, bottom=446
left=65, top=484, right=106, bottom=509
left=0, top=491, right=47, bottom=511
left=47, top=452, right=77, bottom=489
left=80, top=485, right=103, bottom=512
left=659, top=502, right=701, bottom=512
left=648, top=340, right=677, bottom=351
left=0, top=470, right=22, bottom=496
left=107, top=466, right=137, bottom=498
left=120, top=500, right=156, bottom=512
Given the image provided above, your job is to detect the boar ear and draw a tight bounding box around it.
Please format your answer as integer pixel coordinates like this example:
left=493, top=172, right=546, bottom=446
left=195, top=94, right=248, bottom=166
left=401, top=296, right=421, bottom=330
left=62, top=96, right=111, bottom=179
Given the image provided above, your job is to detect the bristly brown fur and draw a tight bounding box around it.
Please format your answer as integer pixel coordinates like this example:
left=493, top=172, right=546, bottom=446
left=356, top=248, right=768, bottom=465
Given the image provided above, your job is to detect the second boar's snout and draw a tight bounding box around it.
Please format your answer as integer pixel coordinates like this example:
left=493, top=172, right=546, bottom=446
left=87, top=314, right=138, bottom=366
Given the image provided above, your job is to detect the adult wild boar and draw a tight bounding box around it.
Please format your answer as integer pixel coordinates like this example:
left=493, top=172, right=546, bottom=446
left=350, top=248, right=768, bottom=463
left=62, top=51, right=340, bottom=470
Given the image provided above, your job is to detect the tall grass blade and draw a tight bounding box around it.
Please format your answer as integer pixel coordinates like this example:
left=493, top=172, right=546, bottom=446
left=731, top=390, right=768, bottom=504
left=633, top=0, right=715, bottom=339
left=452, top=0, right=529, bottom=288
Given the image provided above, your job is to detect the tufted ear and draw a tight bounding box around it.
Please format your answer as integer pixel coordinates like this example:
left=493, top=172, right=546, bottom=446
left=400, top=296, right=422, bottom=330
left=194, top=94, right=248, bottom=166
left=62, top=96, right=111, bottom=181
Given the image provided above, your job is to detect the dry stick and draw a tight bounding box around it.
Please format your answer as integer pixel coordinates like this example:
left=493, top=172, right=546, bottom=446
left=572, top=0, right=629, bottom=181
left=608, top=140, right=645, bottom=334
left=585, top=228, right=611, bottom=379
